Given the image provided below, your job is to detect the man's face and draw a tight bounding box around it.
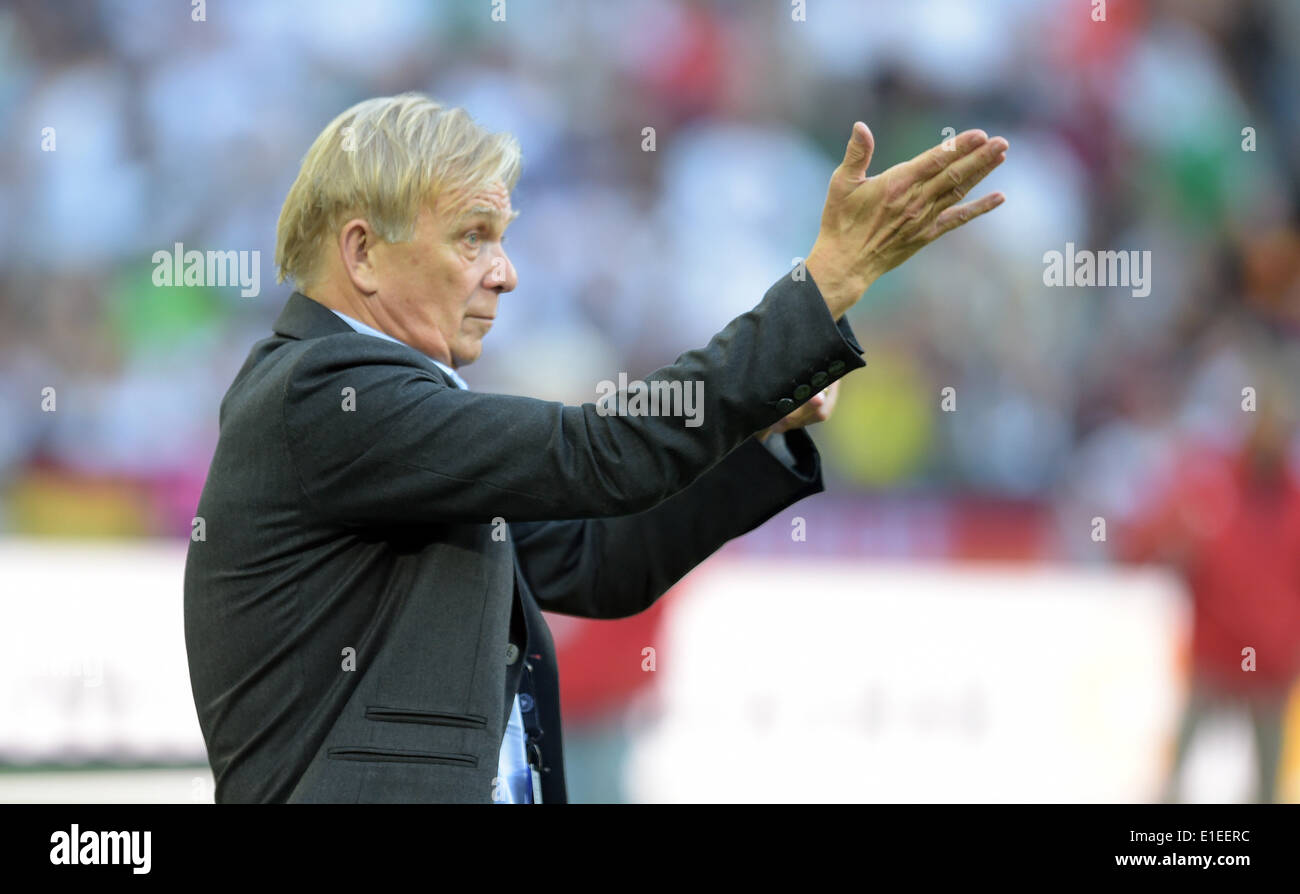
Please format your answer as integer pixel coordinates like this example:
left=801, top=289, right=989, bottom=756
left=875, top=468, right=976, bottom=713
left=369, top=181, right=518, bottom=368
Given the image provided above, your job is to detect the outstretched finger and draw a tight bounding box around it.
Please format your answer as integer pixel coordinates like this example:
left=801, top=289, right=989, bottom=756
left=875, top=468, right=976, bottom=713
left=924, top=137, right=1008, bottom=206
left=929, top=192, right=1005, bottom=238
left=894, top=129, right=988, bottom=185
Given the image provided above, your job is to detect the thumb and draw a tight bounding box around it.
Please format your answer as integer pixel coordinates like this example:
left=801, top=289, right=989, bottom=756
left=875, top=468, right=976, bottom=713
left=838, top=121, right=874, bottom=180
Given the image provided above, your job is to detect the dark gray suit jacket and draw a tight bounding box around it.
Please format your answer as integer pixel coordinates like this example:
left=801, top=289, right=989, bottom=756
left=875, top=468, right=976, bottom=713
left=183, top=270, right=865, bottom=803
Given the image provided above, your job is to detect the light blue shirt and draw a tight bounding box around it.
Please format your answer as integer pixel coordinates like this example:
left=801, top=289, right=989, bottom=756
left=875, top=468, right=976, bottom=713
left=329, top=307, right=531, bottom=804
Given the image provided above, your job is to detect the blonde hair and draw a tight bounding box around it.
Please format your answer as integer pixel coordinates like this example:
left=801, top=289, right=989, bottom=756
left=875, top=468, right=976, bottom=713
left=275, top=93, right=522, bottom=287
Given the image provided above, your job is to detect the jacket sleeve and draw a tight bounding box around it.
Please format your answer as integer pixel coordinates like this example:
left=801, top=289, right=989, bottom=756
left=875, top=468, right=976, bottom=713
left=282, top=271, right=865, bottom=526
left=510, top=426, right=828, bottom=619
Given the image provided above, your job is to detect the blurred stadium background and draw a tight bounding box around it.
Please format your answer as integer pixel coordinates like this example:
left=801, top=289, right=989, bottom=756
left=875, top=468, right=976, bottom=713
left=2, top=0, right=1300, bottom=802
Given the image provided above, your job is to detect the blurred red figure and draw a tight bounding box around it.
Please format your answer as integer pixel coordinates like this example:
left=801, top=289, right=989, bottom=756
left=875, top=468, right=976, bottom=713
left=1121, top=403, right=1300, bottom=803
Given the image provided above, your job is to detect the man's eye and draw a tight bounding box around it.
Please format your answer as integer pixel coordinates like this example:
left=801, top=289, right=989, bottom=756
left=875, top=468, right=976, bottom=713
left=465, top=231, right=480, bottom=246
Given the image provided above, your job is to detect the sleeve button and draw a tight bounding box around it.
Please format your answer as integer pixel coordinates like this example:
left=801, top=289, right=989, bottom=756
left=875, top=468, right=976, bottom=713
left=793, top=384, right=812, bottom=401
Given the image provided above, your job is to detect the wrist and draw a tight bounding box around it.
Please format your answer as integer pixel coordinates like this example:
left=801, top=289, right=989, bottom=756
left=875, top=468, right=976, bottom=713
left=804, top=249, right=868, bottom=320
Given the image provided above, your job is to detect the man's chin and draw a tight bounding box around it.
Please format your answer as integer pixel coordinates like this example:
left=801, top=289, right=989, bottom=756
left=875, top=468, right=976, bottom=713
left=451, top=341, right=482, bottom=368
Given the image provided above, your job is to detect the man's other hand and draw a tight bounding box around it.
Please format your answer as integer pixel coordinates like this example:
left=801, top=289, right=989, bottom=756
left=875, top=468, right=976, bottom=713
left=757, top=380, right=840, bottom=443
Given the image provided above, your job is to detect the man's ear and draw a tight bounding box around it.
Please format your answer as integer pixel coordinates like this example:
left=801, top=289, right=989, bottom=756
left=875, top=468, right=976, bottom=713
left=338, top=218, right=380, bottom=294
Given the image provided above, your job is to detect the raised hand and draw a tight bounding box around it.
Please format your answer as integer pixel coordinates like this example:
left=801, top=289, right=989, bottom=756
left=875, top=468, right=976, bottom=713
left=805, top=122, right=1008, bottom=319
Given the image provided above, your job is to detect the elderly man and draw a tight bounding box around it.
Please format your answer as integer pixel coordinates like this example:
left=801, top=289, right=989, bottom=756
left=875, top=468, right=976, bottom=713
left=183, top=93, right=1007, bottom=803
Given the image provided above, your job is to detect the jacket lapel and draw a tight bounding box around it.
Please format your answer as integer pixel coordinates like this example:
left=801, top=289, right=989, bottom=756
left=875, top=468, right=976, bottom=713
left=272, top=291, right=461, bottom=390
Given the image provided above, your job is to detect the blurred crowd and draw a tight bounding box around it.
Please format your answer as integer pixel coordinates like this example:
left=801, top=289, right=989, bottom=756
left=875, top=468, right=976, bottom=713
left=1, top=0, right=1298, bottom=557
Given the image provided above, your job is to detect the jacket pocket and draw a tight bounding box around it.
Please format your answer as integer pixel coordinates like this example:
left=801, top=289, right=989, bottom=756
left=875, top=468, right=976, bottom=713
left=327, top=746, right=477, bottom=768
left=364, top=706, right=487, bottom=729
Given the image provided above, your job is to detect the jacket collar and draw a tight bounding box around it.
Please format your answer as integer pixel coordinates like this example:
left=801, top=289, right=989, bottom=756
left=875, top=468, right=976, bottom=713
left=271, top=291, right=464, bottom=390
left=272, top=291, right=354, bottom=341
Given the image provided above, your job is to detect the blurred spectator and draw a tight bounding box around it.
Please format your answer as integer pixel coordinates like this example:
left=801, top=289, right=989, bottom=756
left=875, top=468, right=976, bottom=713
left=1118, top=373, right=1300, bottom=802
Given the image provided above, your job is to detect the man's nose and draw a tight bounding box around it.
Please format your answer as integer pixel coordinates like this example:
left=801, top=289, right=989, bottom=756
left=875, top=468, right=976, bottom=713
left=485, top=246, right=518, bottom=293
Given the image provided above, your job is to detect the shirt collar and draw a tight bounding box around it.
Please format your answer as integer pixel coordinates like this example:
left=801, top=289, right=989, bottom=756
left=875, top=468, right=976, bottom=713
left=329, top=308, right=469, bottom=390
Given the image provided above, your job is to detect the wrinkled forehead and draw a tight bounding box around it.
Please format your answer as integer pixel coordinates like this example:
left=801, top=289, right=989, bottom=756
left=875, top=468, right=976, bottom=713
left=439, top=181, right=518, bottom=226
